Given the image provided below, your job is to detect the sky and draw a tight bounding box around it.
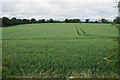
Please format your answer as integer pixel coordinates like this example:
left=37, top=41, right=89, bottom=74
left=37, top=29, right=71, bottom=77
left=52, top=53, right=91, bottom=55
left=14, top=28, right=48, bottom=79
left=0, top=0, right=118, bottom=20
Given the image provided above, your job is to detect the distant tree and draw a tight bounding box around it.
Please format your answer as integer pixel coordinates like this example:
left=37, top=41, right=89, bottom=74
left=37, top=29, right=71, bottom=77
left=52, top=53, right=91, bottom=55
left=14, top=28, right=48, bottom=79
left=26, top=19, right=30, bottom=24
left=64, top=19, right=80, bottom=23
left=38, top=20, right=42, bottom=23
left=22, top=19, right=30, bottom=24
left=31, top=18, right=36, bottom=23
left=22, top=19, right=28, bottom=24
left=65, top=19, right=69, bottom=23
left=98, top=19, right=101, bottom=23
left=11, top=17, right=17, bottom=25
left=0, top=18, right=2, bottom=27
left=41, top=19, right=46, bottom=23
left=73, top=19, right=80, bottom=23
left=85, top=19, right=90, bottom=23
left=54, top=20, right=62, bottom=23
left=113, top=17, right=120, bottom=24
left=16, top=19, right=23, bottom=25
left=94, top=20, right=98, bottom=23
left=101, top=18, right=108, bottom=23
left=68, top=19, right=73, bottom=23
left=49, top=18, right=54, bottom=23
left=2, top=17, right=10, bottom=27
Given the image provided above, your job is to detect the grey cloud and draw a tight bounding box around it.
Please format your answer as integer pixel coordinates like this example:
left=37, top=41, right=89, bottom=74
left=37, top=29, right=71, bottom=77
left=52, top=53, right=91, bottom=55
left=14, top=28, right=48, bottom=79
left=2, top=0, right=114, bottom=2
left=1, top=1, right=118, bottom=20
left=2, top=2, right=17, bottom=12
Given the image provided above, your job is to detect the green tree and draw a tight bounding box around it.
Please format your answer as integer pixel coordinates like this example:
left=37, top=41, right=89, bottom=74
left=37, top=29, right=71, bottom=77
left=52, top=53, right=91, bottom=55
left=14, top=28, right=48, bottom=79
left=113, top=17, right=120, bottom=24
left=31, top=18, right=36, bottom=23
left=38, top=20, right=42, bottom=23
left=65, top=19, right=69, bottom=23
left=49, top=18, right=54, bottom=23
left=22, top=19, right=30, bottom=24
left=0, top=18, right=2, bottom=27
left=85, top=19, right=89, bottom=23
left=11, top=17, right=17, bottom=25
left=41, top=19, right=46, bottom=23
left=101, top=18, right=108, bottom=23
left=73, top=19, right=80, bottom=23
left=2, top=17, right=10, bottom=27
left=16, top=19, right=23, bottom=25
left=94, top=20, right=98, bottom=23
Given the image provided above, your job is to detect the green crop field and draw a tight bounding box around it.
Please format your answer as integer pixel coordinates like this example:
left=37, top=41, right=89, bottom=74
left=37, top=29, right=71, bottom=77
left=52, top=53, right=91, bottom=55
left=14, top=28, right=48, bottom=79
left=2, top=23, right=118, bottom=78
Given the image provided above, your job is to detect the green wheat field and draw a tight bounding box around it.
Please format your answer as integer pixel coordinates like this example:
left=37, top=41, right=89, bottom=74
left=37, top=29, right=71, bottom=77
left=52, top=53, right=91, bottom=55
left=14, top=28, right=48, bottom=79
left=2, top=23, right=118, bottom=78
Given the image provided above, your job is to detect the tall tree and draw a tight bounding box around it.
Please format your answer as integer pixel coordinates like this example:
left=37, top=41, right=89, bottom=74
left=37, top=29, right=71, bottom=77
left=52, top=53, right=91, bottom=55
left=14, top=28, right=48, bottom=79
left=38, top=20, right=42, bottom=23
left=11, top=17, right=17, bottom=25
left=23, top=19, right=30, bottom=24
left=16, top=19, right=23, bottom=25
left=73, top=19, right=80, bottom=23
left=49, top=18, right=54, bottom=23
left=101, top=18, right=108, bottom=23
left=31, top=18, right=36, bottom=23
left=113, top=17, right=120, bottom=24
left=65, top=19, right=69, bottom=23
left=85, top=19, right=90, bottom=23
left=94, top=20, right=98, bottom=23
left=2, top=17, right=10, bottom=27
left=41, top=19, right=46, bottom=23
left=0, top=18, right=2, bottom=27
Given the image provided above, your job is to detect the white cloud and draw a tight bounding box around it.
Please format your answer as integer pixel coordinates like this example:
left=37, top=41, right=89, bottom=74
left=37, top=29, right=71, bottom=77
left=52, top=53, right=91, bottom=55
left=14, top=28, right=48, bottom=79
left=1, top=0, right=118, bottom=20
left=2, top=0, right=115, bottom=2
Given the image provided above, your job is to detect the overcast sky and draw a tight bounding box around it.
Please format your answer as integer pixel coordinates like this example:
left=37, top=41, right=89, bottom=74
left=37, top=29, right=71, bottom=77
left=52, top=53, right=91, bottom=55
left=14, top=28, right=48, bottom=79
left=1, top=0, right=118, bottom=20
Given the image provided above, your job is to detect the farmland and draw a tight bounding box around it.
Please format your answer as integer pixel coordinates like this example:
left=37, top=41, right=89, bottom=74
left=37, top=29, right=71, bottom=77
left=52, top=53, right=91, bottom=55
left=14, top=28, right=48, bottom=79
left=2, top=23, right=118, bottom=78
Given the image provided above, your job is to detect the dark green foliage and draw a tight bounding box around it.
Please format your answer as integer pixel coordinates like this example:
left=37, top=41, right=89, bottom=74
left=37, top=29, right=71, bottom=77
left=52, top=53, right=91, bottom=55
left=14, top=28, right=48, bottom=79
left=0, top=18, right=2, bottom=27
left=49, top=18, right=54, bottom=23
left=41, top=19, right=46, bottom=23
left=65, top=19, right=69, bottom=23
left=38, top=20, right=42, bottom=23
left=31, top=18, right=36, bottom=23
left=85, top=19, right=90, bottom=23
left=113, top=17, right=120, bottom=24
left=2, top=17, right=11, bottom=27
left=94, top=21, right=99, bottom=23
left=16, top=19, right=23, bottom=25
left=101, top=18, right=108, bottom=23
left=64, top=19, right=80, bottom=23
left=101, top=18, right=110, bottom=23
left=54, top=20, right=63, bottom=23
left=1, top=17, right=112, bottom=27
left=11, top=17, right=17, bottom=25
left=22, top=19, right=30, bottom=24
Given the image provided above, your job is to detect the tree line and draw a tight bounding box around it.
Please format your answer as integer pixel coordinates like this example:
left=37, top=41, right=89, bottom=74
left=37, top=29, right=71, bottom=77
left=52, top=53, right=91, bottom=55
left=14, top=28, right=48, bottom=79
left=1, top=17, right=120, bottom=27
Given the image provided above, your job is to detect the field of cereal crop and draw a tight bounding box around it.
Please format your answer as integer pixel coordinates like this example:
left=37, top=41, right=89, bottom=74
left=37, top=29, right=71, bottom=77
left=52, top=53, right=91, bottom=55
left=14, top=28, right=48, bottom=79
left=2, top=23, right=118, bottom=78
